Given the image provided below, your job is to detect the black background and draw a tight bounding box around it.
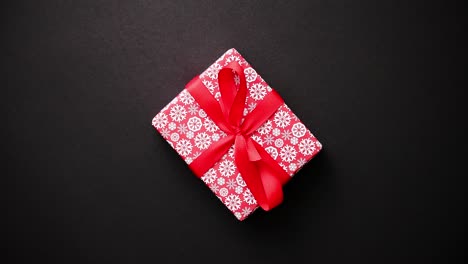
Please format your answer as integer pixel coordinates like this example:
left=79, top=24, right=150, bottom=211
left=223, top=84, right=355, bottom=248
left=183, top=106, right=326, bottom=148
left=4, top=1, right=466, bottom=263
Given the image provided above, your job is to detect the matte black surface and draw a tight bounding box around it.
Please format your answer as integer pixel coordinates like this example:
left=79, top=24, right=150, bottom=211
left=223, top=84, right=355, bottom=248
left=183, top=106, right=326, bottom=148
left=4, top=1, right=466, bottom=263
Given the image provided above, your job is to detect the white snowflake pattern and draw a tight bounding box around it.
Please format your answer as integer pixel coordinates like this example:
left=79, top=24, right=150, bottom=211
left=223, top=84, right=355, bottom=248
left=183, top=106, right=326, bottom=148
left=249, top=83, right=267, bottom=100
left=281, top=130, right=292, bottom=140
left=224, top=194, right=241, bottom=211
left=201, top=168, right=217, bottom=184
left=244, top=67, right=257, bottom=82
left=218, top=160, right=236, bottom=177
left=264, top=134, right=274, bottom=145
left=316, top=141, right=322, bottom=150
left=170, top=133, right=179, bottom=142
left=243, top=189, right=256, bottom=205
left=179, top=90, right=195, bottom=105
left=152, top=113, right=168, bottom=129
left=290, top=137, right=298, bottom=145
left=203, top=118, right=218, bottom=132
left=226, top=179, right=237, bottom=190
left=198, top=109, right=207, bottom=118
left=169, top=105, right=186, bottom=122
left=175, top=124, right=187, bottom=135
left=242, top=207, right=252, bottom=217
left=186, top=131, right=194, bottom=139
left=272, top=128, right=281, bottom=137
left=289, top=163, right=297, bottom=172
left=217, top=177, right=225, bottom=185
left=235, top=185, right=243, bottom=194
left=280, top=145, right=297, bottom=162
left=291, top=123, right=307, bottom=138
left=187, top=117, right=202, bottom=131
left=205, top=63, right=222, bottom=79
left=299, top=138, right=316, bottom=155
left=210, top=183, right=220, bottom=193
left=234, top=74, right=240, bottom=85
left=257, top=120, right=272, bottom=135
left=194, top=132, right=211, bottom=150
left=297, top=157, right=307, bottom=167
left=228, top=146, right=235, bottom=158
left=212, top=133, right=220, bottom=142
left=175, top=139, right=192, bottom=156
left=202, top=80, right=216, bottom=93
left=247, top=102, right=257, bottom=112
left=219, top=188, right=229, bottom=197
left=274, top=110, right=291, bottom=128
left=160, top=128, right=170, bottom=138
left=168, top=122, right=176, bottom=130
left=187, top=104, right=198, bottom=115
left=265, top=146, right=278, bottom=160
left=274, top=138, right=284, bottom=148
left=251, top=135, right=263, bottom=146
left=235, top=212, right=242, bottom=220
left=236, top=174, right=246, bottom=187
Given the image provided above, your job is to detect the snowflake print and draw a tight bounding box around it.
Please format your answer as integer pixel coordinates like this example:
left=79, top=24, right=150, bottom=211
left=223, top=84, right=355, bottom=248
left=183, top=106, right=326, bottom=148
left=219, top=160, right=236, bottom=177
left=202, top=80, right=216, bottom=93
left=247, top=102, right=257, bottom=112
left=225, top=55, right=242, bottom=66
left=193, top=151, right=201, bottom=159
left=212, top=133, right=220, bottom=142
left=187, top=117, right=202, bottom=131
left=297, top=158, right=307, bottom=168
left=316, top=141, right=322, bottom=150
left=274, top=138, right=284, bottom=148
left=203, top=118, right=218, bottom=132
left=243, top=189, right=256, bottom=205
left=257, top=120, right=272, bottom=135
left=224, top=194, right=241, bottom=211
left=234, top=74, right=240, bottom=85
left=243, top=108, right=249, bottom=116
left=228, top=146, right=235, bottom=158
left=168, top=122, right=176, bottom=130
left=194, top=132, right=211, bottom=150
left=272, top=128, right=281, bottom=137
left=152, top=113, right=168, bottom=129
left=210, top=183, right=220, bottom=193
left=249, top=83, right=267, bottom=100
left=198, top=109, right=207, bottom=118
left=177, top=124, right=188, bottom=134
left=226, top=179, right=237, bottom=190
left=242, top=207, right=252, bottom=217
left=274, top=110, right=291, bottom=128
left=289, top=163, right=297, bottom=172
left=217, top=177, right=225, bottom=186
left=244, top=67, right=257, bottom=82
left=281, top=130, right=292, bottom=140
left=169, top=105, right=187, bottom=122
left=201, top=168, right=217, bottom=184
left=235, top=212, right=242, bottom=220
left=299, top=138, right=316, bottom=155
left=290, top=137, right=298, bottom=145
left=179, top=90, right=194, bottom=105
left=280, top=145, right=297, bottom=162
left=291, top=123, right=307, bottom=138
left=170, top=133, right=179, bottom=142
left=186, top=131, right=194, bottom=139
left=187, top=104, right=198, bottom=115
left=175, top=139, right=192, bottom=156
left=236, top=174, right=246, bottom=187
left=251, top=135, right=263, bottom=146
left=219, top=188, right=229, bottom=197
left=265, top=146, right=278, bottom=160
left=160, top=128, right=170, bottom=138
left=205, top=63, right=222, bottom=79
left=264, top=134, right=274, bottom=145
left=235, top=186, right=243, bottom=194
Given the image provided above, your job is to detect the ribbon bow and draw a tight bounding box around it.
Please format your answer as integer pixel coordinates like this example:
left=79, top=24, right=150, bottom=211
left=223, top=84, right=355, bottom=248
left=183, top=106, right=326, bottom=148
left=186, top=62, right=291, bottom=211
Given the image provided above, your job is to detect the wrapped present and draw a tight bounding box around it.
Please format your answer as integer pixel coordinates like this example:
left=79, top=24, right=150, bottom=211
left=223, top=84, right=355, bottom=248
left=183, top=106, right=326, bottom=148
left=152, top=48, right=322, bottom=220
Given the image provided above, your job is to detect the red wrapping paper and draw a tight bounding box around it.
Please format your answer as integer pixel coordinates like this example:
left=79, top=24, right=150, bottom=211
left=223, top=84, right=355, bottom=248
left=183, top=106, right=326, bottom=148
left=152, top=48, right=322, bottom=220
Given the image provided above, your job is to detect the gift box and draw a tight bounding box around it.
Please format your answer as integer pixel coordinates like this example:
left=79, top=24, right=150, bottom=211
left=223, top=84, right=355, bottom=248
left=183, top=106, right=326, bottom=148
left=152, top=48, right=322, bottom=220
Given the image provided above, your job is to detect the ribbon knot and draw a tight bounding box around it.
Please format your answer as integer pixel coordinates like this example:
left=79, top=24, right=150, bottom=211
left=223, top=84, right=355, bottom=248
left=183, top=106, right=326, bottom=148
left=186, top=62, right=291, bottom=211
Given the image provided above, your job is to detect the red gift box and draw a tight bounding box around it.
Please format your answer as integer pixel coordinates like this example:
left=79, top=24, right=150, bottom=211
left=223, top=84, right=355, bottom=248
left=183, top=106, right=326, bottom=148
left=152, top=48, right=321, bottom=220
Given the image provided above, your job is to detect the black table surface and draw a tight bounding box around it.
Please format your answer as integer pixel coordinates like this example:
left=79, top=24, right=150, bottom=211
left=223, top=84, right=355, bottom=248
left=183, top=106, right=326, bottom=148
left=4, top=1, right=466, bottom=263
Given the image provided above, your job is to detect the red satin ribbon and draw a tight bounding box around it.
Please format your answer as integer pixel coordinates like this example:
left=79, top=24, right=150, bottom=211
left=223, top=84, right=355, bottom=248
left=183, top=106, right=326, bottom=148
left=186, top=62, right=291, bottom=211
